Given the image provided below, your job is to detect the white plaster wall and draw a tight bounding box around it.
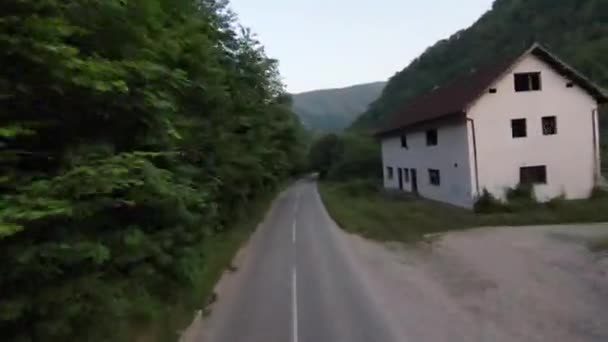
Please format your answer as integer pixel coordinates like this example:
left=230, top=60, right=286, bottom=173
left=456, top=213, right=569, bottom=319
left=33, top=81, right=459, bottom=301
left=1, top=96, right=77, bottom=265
left=381, top=121, right=474, bottom=208
left=468, top=54, right=600, bottom=201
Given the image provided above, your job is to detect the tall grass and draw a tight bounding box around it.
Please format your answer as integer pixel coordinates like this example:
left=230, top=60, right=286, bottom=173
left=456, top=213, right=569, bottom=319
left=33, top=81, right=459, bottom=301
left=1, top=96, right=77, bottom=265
left=319, top=180, right=608, bottom=243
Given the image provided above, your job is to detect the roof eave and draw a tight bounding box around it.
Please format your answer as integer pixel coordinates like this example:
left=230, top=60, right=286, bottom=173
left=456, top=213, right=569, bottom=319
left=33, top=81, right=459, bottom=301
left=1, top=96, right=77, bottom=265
left=374, top=111, right=466, bottom=138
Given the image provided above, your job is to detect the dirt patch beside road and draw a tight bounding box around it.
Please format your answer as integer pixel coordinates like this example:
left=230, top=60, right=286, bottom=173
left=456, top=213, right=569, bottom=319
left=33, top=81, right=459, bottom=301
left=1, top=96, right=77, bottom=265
left=346, top=224, right=608, bottom=342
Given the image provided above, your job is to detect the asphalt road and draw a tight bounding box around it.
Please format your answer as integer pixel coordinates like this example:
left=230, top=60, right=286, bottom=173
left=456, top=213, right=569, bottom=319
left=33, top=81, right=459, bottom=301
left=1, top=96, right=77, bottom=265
left=199, top=178, right=400, bottom=342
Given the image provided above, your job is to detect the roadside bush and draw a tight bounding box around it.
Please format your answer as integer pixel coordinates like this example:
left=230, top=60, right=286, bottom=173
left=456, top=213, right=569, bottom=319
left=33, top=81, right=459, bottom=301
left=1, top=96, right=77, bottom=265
left=546, top=193, right=567, bottom=209
left=506, top=183, right=535, bottom=203
left=590, top=186, right=608, bottom=200
left=474, top=189, right=508, bottom=213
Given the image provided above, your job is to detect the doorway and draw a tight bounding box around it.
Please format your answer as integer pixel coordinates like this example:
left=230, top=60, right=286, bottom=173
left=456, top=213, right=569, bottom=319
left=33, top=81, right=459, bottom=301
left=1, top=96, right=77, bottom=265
left=398, top=168, right=404, bottom=190
left=411, top=169, right=418, bottom=195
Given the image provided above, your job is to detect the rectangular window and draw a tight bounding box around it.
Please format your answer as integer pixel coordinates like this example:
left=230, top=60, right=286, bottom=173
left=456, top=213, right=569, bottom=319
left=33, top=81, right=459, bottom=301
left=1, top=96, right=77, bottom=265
left=386, top=167, right=394, bottom=180
left=511, top=118, right=527, bottom=138
left=426, top=129, right=438, bottom=146
left=514, top=72, right=542, bottom=92
left=400, top=135, right=408, bottom=148
left=520, top=166, right=547, bottom=185
left=429, top=169, right=441, bottom=186
left=404, top=168, right=410, bottom=182
left=489, top=88, right=497, bottom=94
left=542, top=116, right=557, bottom=135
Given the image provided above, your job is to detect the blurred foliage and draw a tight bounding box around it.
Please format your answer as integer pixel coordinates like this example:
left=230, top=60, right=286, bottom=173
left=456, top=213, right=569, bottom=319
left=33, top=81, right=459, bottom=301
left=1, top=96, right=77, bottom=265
left=353, top=0, right=608, bottom=130
left=0, top=0, right=306, bottom=340
left=308, top=133, right=381, bottom=181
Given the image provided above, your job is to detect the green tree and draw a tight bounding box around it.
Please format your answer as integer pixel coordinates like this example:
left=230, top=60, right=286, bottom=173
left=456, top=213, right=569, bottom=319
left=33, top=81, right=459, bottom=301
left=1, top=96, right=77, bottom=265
left=0, top=0, right=306, bottom=340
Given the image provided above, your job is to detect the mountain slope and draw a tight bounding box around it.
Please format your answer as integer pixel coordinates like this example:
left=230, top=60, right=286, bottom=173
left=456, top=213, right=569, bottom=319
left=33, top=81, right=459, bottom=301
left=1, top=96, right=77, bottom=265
left=292, top=81, right=386, bottom=132
left=353, top=0, right=608, bottom=130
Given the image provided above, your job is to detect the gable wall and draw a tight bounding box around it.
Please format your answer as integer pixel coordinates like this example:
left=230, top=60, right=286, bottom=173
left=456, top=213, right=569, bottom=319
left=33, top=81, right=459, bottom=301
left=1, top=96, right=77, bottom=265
left=467, top=53, right=600, bottom=201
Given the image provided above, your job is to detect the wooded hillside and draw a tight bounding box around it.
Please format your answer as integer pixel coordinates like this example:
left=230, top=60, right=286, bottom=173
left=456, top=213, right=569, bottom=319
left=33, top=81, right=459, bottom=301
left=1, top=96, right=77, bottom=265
left=292, top=82, right=385, bottom=132
left=353, top=0, right=608, bottom=130
left=0, top=1, right=305, bottom=340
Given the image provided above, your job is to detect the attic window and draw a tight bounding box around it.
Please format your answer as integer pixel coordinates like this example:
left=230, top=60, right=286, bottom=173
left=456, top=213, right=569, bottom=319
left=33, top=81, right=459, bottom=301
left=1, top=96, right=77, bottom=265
left=400, top=135, right=408, bottom=149
left=566, top=82, right=574, bottom=88
left=426, top=129, right=438, bottom=146
left=514, top=72, right=541, bottom=92
left=489, top=88, right=497, bottom=94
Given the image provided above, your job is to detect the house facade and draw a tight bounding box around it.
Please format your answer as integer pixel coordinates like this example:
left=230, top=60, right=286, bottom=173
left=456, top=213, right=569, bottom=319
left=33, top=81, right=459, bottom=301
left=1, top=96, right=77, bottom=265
left=378, top=44, right=607, bottom=208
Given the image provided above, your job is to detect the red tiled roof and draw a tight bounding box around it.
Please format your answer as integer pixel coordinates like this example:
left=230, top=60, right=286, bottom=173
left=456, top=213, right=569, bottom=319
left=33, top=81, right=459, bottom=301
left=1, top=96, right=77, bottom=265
left=375, top=44, right=607, bottom=137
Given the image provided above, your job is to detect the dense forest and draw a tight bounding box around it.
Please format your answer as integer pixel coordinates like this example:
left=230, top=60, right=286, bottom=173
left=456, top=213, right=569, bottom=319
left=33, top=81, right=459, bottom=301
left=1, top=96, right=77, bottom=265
left=353, top=0, right=608, bottom=130
left=292, top=81, right=385, bottom=132
left=0, top=0, right=306, bottom=341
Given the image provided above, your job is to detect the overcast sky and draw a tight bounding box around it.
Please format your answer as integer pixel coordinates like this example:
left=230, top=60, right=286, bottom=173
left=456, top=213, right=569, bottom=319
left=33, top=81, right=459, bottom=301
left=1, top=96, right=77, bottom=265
left=229, top=0, right=495, bottom=93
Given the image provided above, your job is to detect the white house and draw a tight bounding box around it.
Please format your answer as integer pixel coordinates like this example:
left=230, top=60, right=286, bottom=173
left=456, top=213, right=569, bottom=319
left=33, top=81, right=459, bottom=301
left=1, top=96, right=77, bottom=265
left=376, top=43, right=607, bottom=208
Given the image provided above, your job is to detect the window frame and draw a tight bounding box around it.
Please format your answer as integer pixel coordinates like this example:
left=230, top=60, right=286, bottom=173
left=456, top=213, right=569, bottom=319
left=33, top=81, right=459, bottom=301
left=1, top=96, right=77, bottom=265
left=511, top=118, right=527, bottom=138
left=386, top=167, right=394, bottom=180
left=428, top=169, right=441, bottom=186
left=542, top=116, right=557, bottom=136
left=520, top=166, right=547, bottom=185
left=514, top=72, right=542, bottom=92
left=426, top=129, right=438, bottom=146
left=400, top=134, right=408, bottom=149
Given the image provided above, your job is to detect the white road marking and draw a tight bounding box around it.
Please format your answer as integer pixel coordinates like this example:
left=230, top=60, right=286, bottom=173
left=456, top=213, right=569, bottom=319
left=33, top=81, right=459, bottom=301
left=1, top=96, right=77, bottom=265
left=292, top=221, right=296, bottom=244
left=292, top=267, right=299, bottom=342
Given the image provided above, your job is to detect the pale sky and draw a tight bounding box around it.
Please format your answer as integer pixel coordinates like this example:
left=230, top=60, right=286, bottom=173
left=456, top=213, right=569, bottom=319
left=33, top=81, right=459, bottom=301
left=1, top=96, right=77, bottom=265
left=229, top=0, right=495, bottom=93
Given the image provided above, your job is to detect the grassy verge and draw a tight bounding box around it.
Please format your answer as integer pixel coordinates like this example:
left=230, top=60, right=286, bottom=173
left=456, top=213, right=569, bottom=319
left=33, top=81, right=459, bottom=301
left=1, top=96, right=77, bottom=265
left=319, top=179, right=608, bottom=244
left=133, top=186, right=283, bottom=342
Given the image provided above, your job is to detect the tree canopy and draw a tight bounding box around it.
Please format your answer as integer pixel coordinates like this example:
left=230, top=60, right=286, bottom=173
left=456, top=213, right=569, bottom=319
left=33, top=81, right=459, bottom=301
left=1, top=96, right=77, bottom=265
left=0, top=0, right=305, bottom=340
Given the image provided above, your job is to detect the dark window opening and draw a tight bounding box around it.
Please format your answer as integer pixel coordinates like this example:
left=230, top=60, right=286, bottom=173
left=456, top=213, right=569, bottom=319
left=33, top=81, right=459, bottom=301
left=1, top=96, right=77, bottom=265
left=511, top=118, right=527, bottom=138
left=387, top=167, right=394, bottom=180
left=514, top=72, right=541, bottom=92
left=429, top=169, right=441, bottom=186
left=520, top=166, right=547, bottom=185
left=400, top=135, right=408, bottom=148
left=566, top=82, right=574, bottom=88
left=426, top=129, right=438, bottom=146
left=404, top=168, right=410, bottom=182
left=542, top=116, right=557, bottom=135
left=489, top=88, right=497, bottom=94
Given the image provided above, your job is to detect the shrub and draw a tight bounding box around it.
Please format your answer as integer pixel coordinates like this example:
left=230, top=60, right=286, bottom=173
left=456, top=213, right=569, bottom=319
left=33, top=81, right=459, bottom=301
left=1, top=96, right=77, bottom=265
left=546, top=193, right=567, bottom=209
left=590, top=186, right=608, bottom=200
left=474, top=189, right=507, bottom=213
left=506, top=183, right=535, bottom=203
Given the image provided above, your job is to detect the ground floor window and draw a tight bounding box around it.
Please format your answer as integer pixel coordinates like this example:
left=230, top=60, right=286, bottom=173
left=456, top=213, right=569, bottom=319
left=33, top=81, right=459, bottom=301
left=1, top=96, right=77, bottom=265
left=520, top=166, right=547, bottom=184
left=404, top=168, right=410, bottom=182
left=386, top=167, right=394, bottom=180
left=428, top=169, right=441, bottom=186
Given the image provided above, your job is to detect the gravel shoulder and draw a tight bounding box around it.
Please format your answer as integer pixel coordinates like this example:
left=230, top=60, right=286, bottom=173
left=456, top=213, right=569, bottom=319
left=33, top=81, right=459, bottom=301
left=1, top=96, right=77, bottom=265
left=345, top=223, right=608, bottom=342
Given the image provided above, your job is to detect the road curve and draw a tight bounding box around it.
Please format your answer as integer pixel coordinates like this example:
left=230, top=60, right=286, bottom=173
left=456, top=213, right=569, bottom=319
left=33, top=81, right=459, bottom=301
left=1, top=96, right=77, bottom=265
left=196, top=178, right=400, bottom=342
